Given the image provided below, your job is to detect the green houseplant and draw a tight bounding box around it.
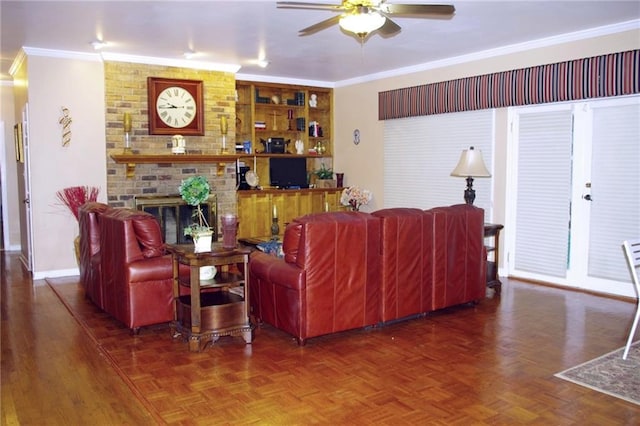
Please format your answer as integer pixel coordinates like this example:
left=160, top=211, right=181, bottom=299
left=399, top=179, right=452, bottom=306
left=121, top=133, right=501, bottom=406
left=313, top=163, right=336, bottom=188
left=179, top=176, right=212, bottom=251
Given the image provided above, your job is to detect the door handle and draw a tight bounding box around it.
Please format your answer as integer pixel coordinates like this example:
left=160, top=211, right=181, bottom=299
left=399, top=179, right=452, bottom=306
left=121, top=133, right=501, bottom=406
left=583, top=194, right=592, bottom=201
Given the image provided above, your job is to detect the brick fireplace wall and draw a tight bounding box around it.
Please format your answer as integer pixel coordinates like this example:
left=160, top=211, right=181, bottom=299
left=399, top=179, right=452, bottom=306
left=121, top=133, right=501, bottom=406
left=104, top=61, right=238, bottom=232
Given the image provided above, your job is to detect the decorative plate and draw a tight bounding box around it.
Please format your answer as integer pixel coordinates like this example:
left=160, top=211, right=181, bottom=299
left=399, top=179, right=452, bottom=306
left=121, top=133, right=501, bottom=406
left=246, top=170, right=259, bottom=188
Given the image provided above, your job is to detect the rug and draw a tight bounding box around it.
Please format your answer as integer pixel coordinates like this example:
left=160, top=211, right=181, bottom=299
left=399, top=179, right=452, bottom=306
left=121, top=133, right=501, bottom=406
left=555, top=342, right=640, bottom=405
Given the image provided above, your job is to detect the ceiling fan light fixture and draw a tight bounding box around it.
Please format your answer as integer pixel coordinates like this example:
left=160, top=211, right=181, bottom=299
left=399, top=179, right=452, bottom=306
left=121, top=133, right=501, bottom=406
left=338, top=8, right=386, bottom=37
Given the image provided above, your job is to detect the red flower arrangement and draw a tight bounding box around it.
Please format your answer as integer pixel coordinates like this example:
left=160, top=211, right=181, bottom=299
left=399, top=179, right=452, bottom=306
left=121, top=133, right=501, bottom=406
left=56, top=186, right=100, bottom=221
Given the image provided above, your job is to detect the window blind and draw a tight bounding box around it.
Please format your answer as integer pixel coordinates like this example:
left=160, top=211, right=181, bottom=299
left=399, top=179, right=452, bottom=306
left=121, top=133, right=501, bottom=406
left=384, top=110, right=494, bottom=212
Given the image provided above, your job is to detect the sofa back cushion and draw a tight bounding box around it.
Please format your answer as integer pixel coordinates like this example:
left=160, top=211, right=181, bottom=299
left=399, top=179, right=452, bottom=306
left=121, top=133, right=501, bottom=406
left=131, top=214, right=165, bottom=258
left=283, top=221, right=303, bottom=264
left=101, top=209, right=164, bottom=264
left=372, top=208, right=433, bottom=322
left=79, top=202, right=109, bottom=258
left=429, top=204, right=485, bottom=310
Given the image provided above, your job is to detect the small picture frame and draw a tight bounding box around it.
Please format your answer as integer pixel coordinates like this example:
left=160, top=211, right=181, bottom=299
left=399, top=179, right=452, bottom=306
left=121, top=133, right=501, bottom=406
left=14, top=122, right=24, bottom=163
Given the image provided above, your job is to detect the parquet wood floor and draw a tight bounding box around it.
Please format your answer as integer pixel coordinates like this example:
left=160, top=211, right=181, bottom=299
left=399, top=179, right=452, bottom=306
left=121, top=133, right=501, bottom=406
left=2, top=250, right=640, bottom=425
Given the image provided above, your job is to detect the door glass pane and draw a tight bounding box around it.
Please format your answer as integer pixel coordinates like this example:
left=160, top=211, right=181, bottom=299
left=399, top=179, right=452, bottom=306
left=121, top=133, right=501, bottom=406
left=588, top=100, right=640, bottom=282
left=514, top=110, right=573, bottom=277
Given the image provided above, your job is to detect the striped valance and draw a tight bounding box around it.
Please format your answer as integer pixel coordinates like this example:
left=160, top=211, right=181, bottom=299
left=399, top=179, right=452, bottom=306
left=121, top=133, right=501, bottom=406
left=378, top=49, right=640, bottom=120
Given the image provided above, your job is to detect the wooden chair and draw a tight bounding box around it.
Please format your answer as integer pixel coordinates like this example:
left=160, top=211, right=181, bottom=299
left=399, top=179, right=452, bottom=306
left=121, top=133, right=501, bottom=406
left=622, top=239, right=640, bottom=360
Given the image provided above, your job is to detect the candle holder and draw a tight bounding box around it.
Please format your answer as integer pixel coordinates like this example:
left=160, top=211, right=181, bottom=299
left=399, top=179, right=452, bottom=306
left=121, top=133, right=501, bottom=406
left=123, top=112, right=132, bottom=153
left=220, top=116, right=229, bottom=154
left=271, top=218, right=280, bottom=240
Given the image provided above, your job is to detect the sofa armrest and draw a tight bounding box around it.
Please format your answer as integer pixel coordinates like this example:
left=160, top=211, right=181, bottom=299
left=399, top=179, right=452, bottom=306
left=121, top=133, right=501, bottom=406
left=250, top=251, right=305, bottom=291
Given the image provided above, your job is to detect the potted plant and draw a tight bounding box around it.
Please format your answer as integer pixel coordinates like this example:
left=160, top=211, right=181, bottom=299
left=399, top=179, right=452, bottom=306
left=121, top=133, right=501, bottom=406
left=179, top=175, right=212, bottom=252
left=313, top=163, right=336, bottom=188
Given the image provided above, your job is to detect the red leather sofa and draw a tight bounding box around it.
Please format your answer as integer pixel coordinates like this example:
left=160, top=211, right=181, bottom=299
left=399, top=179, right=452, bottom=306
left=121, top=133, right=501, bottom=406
left=79, top=205, right=178, bottom=333
left=249, top=204, right=486, bottom=344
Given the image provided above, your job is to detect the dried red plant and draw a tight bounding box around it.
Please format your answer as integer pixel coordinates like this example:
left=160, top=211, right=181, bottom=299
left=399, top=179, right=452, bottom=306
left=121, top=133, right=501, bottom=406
left=56, top=186, right=100, bottom=221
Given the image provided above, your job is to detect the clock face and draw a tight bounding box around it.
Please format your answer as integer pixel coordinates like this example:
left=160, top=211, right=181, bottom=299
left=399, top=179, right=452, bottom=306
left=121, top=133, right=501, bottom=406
left=156, top=86, right=196, bottom=128
left=147, top=77, right=204, bottom=135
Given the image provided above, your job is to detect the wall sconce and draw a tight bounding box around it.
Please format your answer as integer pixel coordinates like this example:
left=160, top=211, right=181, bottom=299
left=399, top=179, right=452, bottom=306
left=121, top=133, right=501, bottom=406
left=450, top=146, right=491, bottom=205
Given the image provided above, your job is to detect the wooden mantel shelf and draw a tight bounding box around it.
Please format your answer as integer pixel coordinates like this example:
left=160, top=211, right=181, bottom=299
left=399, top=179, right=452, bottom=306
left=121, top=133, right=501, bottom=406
left=110, top=153, right=331, bottom=178
left=111, top=153, right=240, bottom=164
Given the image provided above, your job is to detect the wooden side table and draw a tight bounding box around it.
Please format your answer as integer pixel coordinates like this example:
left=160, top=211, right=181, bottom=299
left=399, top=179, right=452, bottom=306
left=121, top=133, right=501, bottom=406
left=484, top=223, right=504, bottom=291
left=166, top=243, right=252, bottom=352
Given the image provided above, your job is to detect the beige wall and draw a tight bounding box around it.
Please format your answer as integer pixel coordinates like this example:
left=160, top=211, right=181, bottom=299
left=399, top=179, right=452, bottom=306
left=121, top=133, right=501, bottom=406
left=333, top=29, right=640, bottom=226
left=21, top=55, right=107, bottom=277
left=1, top=84, right=19, bottom=249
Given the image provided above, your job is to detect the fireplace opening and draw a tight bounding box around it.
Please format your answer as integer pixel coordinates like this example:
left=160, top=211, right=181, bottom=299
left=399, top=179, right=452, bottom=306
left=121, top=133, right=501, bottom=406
left=135, top=194, right=218, bottom=244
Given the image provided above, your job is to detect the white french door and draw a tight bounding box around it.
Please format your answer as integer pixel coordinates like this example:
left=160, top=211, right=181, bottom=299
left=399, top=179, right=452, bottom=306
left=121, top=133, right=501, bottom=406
left=506, top=95, right=640, bottom=298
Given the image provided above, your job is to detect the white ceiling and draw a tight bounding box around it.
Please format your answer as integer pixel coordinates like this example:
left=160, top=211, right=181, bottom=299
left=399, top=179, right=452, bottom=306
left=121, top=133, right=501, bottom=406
left=1, top=1, right=639, bottom=85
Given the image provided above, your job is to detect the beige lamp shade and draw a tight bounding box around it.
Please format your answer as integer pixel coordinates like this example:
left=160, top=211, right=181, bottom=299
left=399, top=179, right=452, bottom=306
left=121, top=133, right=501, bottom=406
left=450, top=146, right=491, bottom=177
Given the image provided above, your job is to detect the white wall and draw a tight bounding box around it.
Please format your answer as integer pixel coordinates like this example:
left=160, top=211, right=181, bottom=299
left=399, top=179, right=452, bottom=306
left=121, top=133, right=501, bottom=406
left=22, top=55, right=107, bottom=278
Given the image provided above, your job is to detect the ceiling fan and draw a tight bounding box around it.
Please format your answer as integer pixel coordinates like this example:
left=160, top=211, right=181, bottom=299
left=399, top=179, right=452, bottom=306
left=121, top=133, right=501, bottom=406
left=277, top=0, right=455, bottom=40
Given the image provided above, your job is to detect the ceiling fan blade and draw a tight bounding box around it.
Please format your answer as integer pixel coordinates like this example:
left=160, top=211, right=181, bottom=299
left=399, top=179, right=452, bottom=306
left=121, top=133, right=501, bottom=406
left=299, top=15, right=342, bottom=36
left=377, top=16, right=401, bottom=36
left=277, top=1, right=344, bottom=11
left=380, top=4, right=455, bottom=17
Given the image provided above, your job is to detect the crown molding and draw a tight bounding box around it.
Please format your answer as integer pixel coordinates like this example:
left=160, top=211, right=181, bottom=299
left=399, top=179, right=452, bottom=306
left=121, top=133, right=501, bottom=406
left=21, top=46, right=102, bottom=62
left=101, top=52, right=241, bottom=73
left=235, top=73, right=334, bottom=88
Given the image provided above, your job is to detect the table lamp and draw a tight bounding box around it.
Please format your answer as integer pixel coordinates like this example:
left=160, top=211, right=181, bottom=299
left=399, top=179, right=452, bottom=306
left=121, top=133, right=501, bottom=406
left=450, top=146, right=491, bottom=205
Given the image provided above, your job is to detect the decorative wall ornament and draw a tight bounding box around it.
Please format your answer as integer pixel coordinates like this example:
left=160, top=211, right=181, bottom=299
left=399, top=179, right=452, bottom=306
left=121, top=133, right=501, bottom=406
left=58, top=107, right=72, bottom=146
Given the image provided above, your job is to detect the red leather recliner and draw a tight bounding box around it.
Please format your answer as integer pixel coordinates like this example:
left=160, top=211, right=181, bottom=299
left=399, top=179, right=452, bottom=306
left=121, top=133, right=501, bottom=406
left=99, top=208, right=175, bottom=332
left=250, top=211, right=382, bottom=345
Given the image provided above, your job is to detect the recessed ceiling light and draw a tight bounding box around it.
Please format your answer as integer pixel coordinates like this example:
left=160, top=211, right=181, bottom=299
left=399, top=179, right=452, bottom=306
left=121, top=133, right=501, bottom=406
left=91, top=40, right=107, bottom=50
left=257, top=59, right=269, bottom=68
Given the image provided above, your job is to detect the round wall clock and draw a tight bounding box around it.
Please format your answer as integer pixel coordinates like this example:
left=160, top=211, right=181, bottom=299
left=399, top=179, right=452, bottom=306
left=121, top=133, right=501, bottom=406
left=147, top=77, right=205, bottom=135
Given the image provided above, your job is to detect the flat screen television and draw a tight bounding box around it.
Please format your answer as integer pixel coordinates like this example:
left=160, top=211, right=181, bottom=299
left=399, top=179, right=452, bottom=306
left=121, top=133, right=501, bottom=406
left=269, top=157, right=308, bottom=189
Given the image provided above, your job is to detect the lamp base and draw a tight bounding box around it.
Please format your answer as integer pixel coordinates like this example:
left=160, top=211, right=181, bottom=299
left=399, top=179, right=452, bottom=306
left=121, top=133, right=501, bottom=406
left=464, top=176, right=476, bottom=205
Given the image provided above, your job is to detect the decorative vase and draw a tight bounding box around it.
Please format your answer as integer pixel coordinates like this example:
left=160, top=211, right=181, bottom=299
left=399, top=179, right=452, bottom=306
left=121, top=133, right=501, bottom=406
left=192, top=230, right=213, bottom=253
left=74, top=235, right=81, bottom=266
